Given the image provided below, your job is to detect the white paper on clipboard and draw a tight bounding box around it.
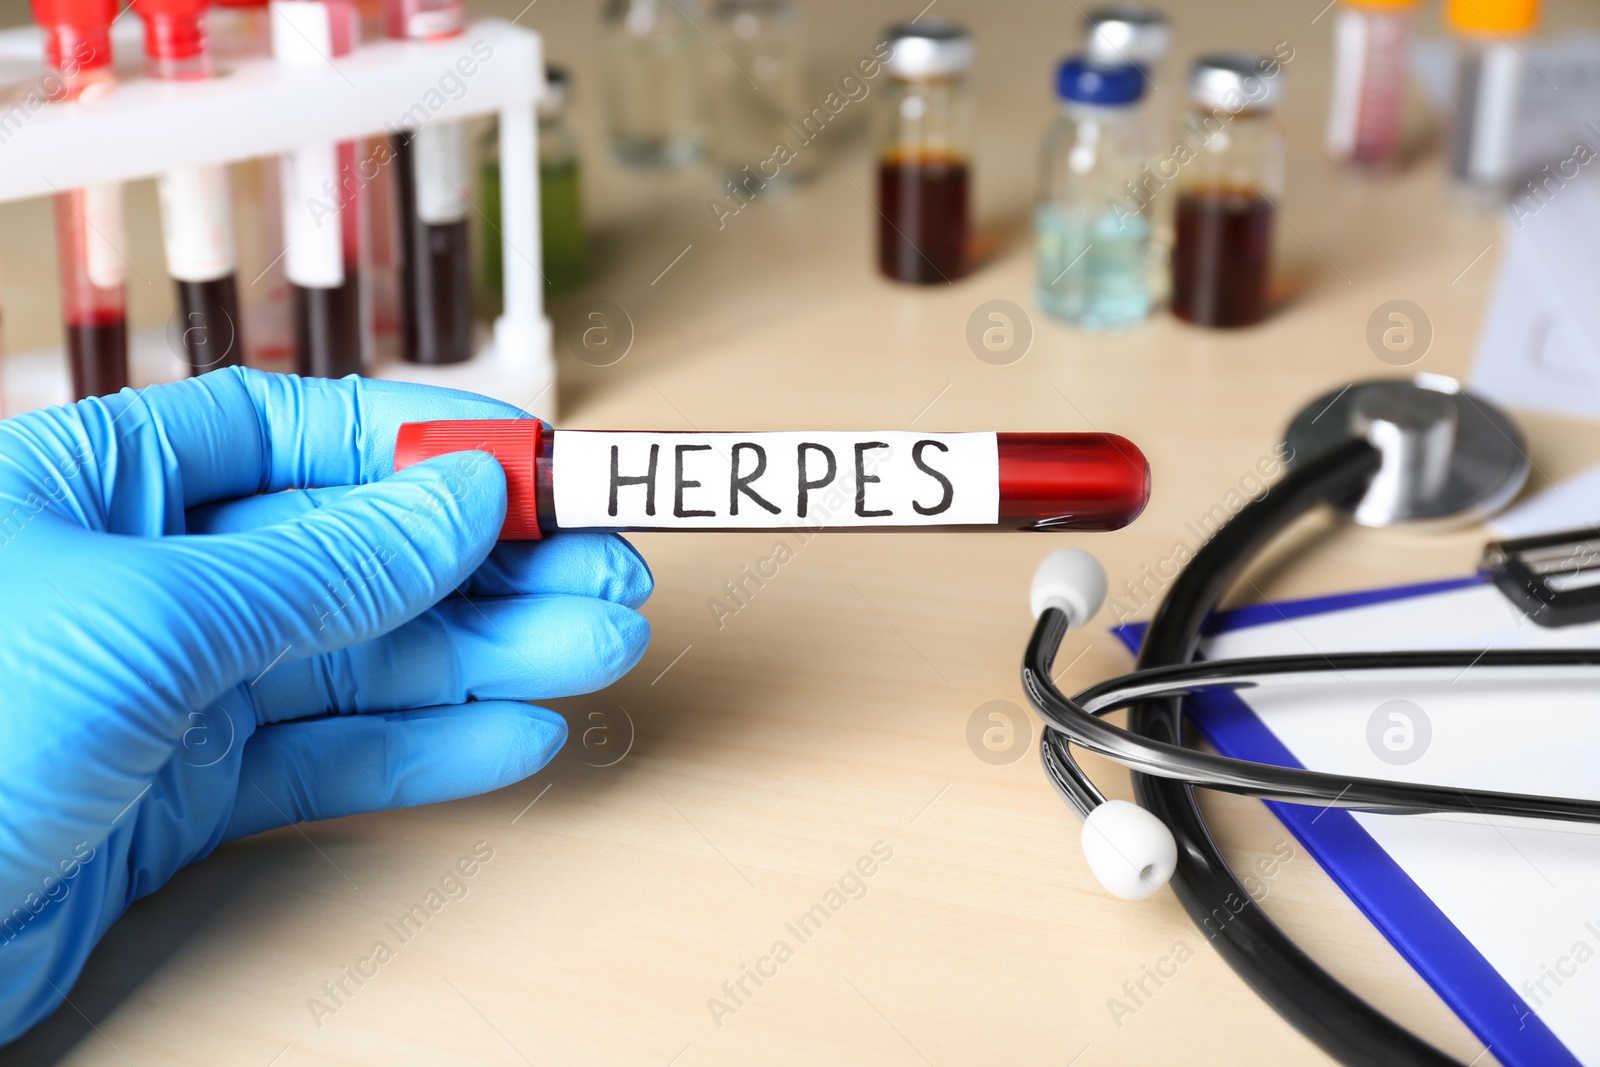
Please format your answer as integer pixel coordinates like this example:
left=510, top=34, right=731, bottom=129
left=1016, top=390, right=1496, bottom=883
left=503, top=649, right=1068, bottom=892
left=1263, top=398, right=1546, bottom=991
left=1186, top=580, right=1600, bottom=1065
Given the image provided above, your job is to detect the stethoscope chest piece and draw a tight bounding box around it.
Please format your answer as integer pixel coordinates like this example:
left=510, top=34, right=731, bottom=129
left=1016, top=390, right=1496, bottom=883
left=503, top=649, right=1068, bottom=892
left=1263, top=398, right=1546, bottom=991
left=1284, top=375, right=1529, bottom=528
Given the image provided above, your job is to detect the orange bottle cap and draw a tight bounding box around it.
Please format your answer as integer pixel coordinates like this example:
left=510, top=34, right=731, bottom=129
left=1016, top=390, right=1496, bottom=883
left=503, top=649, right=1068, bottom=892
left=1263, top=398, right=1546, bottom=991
left=1447, top=0, right=1539, bottom=34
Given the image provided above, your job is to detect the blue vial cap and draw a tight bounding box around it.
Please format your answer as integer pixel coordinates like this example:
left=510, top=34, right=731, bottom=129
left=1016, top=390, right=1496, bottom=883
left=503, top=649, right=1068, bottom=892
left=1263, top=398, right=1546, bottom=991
left=1056, top=57, right=1144, bottom=106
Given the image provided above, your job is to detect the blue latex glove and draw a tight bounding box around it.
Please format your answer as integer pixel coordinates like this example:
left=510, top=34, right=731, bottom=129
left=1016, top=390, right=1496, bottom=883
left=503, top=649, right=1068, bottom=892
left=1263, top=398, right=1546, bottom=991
left=0, top=368, right=652, bottom=1043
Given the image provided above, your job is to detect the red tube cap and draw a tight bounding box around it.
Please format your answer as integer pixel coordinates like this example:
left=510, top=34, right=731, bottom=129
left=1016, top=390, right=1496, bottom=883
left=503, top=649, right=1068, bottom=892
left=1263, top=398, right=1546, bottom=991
left=31, top=0, right=116, bottom=29
left=130, top=0, right=211, bottom=59
left=394, top=419, right=544, bottom=540
left=31, top=0, right=116, bottom=69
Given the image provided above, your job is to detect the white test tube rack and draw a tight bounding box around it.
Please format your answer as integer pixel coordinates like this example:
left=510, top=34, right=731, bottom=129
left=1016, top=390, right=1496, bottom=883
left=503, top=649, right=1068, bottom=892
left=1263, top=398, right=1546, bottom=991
left=0, top=15, right=554, bottom=419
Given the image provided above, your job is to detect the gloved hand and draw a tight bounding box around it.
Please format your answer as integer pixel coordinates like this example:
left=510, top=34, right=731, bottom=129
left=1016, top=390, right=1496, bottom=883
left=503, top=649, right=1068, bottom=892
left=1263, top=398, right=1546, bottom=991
left=0, top=368, right=653, bottom=1043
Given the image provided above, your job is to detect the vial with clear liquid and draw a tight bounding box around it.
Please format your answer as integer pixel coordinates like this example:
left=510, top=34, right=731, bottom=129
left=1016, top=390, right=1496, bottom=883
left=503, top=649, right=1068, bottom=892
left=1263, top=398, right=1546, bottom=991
left=1036, top=59, right=1152, bottom=331
left=706, top=0, right=807, bottom=188
left=602, top=0, right=702, bottom=168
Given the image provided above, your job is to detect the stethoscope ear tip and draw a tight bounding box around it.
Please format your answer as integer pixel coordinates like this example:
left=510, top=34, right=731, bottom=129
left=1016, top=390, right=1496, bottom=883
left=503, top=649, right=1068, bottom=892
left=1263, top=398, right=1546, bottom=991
left=1030, top=549, right=1108, bottom=626
left=1081, top=800, right=1178, bottom=900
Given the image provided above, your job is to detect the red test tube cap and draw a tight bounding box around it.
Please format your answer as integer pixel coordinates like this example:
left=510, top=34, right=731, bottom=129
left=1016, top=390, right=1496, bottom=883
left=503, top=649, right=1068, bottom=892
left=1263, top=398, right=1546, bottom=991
left=394, top=419, right=544, bottom=540
left=31, top=0, right=117, bottom=70
left=131, top=0, right=211, bottom=59
left=31, top=0, right=117, bottom=29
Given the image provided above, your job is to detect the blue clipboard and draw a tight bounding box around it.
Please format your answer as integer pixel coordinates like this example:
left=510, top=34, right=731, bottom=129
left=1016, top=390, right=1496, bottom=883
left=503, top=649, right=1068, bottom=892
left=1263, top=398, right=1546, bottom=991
left=1114, top=573, right=1580, bottom=1067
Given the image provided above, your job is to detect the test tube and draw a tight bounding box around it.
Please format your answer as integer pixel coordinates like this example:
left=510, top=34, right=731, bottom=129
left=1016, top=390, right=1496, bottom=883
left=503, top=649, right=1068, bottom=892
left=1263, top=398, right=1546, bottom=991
left=387, top=0, right=473, bottom=366
left=395, top=422, right=1151, bottom=538
left=1324, top=0, right=1419, bottom=166
left=1446, top=0, right=1539, bottom=190
left=271, top=0, right=363, bottom=377
left=32, top=0, right=129, bottom=400
left=600, top=0, right=702, bottom=168
left=211, top=0, right=271, bottom=59
left=133, top=0, right=247, bottom=375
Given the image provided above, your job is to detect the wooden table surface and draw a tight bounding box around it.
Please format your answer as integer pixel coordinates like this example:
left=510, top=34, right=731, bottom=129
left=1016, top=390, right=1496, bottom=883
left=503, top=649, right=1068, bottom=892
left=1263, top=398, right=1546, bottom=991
left=4, top=0, right=1599, bottom=1063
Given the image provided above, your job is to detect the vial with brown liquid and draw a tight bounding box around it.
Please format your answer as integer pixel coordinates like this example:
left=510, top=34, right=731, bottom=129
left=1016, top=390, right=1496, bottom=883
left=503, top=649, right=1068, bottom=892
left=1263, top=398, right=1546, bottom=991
left=1171, top=186, right=1274, bottom=328
left=874, top=20, right=973, bottom=285
left=1168, top=54, right=1287, bottom=329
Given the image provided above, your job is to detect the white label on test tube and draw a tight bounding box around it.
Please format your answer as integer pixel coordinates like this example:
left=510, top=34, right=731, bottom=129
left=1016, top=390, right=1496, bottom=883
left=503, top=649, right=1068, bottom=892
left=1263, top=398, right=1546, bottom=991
left=412, top=122, right=470, bottom=225
left=407, top=7, right=463, bottom=39
left=551, top=431, right=1001, bottom=529
left=1325, top=8, right=1367, bottom=159
left=281, top=143, right=345, bottom=288
left=1468, top=42, right=1522, bottom=185
left=82, top=182, right=126, bottom=291
left=271, top=0, right=346, bottom=288
left=272, top=0, right=332, bottom=61
left=157, top=164, right=237, bottom=282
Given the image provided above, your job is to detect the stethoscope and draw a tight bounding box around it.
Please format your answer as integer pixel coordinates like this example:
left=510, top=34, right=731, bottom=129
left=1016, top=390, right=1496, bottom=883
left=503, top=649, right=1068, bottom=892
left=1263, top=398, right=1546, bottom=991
left=1023, top=375, right=1600, bottom=1067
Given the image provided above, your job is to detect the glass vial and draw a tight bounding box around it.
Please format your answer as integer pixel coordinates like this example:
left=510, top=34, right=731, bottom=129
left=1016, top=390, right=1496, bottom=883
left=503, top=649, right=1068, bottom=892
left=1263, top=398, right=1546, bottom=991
left=601, top=0, right=702, bottom=168
left=1036, top=60, right=1152, bottom=331
left=32, top=0, right=129, bottom=399
left=1083, top=4, right=1170, bottom=103
left=875, top=19, right=973, bottom=285
left=1447, top=0, right=1538, bottom=191
left=537, top=69, right=587, bottom=292
left=1169, top=54, right=1286, bottom=329
left=480, top=65, right=586, bottom=314
left=1083, top=6, right=1170, bottom=309
left=1325, top=0, right=1419, bottom=166
left=707, top=0, right=807, bottom=188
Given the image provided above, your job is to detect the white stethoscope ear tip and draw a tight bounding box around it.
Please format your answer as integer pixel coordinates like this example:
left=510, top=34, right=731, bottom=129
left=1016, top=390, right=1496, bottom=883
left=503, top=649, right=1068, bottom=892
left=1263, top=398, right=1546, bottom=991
left=1030, top=548, right=1109, bottom=627
left=1081, top=800, right=1178, bottom=901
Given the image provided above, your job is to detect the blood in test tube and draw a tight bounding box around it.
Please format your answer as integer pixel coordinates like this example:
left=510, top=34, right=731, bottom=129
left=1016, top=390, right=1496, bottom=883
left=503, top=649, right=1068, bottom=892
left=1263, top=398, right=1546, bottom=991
left=32, top=0, right=130, bottom=399
left=65, top=317, right=130, bottom=398
left=394, top=422, right=1150, bottom=540
left=133, top=0, right=246, bottom=374
left=1170, top=187, right=1274, bottom=329
left=386, top=0, right=473, bottom=365
left=1324, top=0, right=1419, bottom=167
left=392, top=131, right=472, bottom=364
left=271, top=0, right=363, bottom=376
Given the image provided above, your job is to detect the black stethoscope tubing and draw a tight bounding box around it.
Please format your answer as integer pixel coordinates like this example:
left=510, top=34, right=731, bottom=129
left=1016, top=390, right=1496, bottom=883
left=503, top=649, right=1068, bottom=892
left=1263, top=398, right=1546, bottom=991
left=1026, top=437, right=1518, bottom=1066
left=1025, top=643, right=1600, bottom=822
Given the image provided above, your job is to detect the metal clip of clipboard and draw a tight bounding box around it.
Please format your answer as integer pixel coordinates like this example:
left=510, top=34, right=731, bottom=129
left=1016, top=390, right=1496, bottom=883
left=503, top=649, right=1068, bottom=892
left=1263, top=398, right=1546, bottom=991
left=1483, top=526, right=1600, bottom=628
